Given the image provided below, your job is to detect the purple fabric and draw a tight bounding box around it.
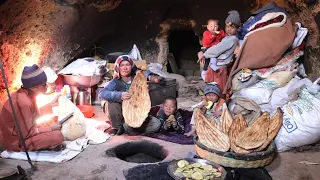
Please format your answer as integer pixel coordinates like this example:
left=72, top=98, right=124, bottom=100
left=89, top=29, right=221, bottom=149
left=145, top=108, right=194, bottom=144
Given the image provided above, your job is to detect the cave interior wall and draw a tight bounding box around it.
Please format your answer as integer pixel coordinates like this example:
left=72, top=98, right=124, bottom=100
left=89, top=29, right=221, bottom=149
left=0, top=0, right=319, bottom=107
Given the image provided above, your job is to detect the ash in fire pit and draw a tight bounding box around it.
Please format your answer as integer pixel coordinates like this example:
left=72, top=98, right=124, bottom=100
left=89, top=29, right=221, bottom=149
left=106, top=141, right=167, bottom=163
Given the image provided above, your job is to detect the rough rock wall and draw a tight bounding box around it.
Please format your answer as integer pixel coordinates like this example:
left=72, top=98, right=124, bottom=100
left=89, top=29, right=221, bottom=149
left=0, top=0, right=319, bottom=109
left=0, top=0, right=121, bottom=108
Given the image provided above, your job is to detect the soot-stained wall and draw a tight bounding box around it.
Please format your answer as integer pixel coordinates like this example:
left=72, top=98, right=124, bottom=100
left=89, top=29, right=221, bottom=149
left=0, top=0, right=319, bottom=107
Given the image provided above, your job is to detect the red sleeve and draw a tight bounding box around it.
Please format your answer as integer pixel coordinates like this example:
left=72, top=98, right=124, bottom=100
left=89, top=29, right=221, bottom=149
left=202, top=31, right=215, bottom=48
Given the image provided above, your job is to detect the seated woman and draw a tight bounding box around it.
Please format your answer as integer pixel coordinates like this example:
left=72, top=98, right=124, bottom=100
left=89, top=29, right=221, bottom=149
left=0, top=64, right=64, bottom=152
left=157, top=97, right=184, bottom=134
left=99, top=55, right=162, bottom=135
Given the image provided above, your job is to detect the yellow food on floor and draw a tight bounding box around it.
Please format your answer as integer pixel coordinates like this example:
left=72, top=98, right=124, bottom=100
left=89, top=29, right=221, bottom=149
left=174, top=160, right=222, bottom=179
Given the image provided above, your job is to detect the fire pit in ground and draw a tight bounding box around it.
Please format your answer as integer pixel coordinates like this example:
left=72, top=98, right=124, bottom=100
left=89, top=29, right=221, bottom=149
left=106, top=141, right=167, bottom=163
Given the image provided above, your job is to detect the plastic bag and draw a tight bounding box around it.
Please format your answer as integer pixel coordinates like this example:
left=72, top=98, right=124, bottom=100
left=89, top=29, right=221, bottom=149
left=232, top=70, right=259, bottom=92
left=239, top=87, right=273, bottom=105
left=128, top=44, right=142, bottom=60
left=59, top=96, right=86, bottom=141
left=147, top=63, right=167, bottom=78
left=58, top=58, right=106, bottom=76
left=253, top=70, right=297, bottom=90
left=270, top=77, right=299, bottom=111
left=275, top=88, right=320, bottom=152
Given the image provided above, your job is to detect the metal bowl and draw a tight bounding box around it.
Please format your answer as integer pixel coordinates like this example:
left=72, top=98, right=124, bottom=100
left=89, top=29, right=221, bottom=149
left=62, top=74, right=102, bottom=87
left=167, top=158, right=227, bottom=180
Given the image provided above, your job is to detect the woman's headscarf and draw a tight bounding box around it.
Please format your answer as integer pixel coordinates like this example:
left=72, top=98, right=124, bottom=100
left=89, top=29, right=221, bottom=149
left=113, top=55, right=134, bottom=79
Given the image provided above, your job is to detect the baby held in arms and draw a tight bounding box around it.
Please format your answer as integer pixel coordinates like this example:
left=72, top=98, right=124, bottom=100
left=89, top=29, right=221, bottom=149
left=184, top=83, right=226, bottom=137
left=157, top=97, right=185, bottom=134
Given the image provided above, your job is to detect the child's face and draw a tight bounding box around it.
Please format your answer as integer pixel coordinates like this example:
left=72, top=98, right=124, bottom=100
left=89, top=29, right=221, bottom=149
left=207, top=21, right=219, bottom=32
left=205, top=93, right=219, bottom=102
left=225, top=22, right=238, bottom=36
left=163, top=99, right=177, bottom=116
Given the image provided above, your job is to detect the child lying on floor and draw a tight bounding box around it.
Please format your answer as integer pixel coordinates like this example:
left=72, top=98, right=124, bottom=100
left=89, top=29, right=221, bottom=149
left=157, top=97, right=185, bottom=134
left=184, top=83, right=226, bottom=137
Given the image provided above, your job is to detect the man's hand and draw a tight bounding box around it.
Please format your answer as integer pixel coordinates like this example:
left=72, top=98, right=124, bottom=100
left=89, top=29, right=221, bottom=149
left=51, top=123, right=62, bottom=131
left=121, top=92, right=131, bottom=100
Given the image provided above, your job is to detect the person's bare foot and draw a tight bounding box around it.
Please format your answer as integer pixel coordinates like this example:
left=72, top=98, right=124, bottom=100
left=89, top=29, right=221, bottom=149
left=184, top=131, right=196, bottom=137
left=96, top=124, right=110, bottom=132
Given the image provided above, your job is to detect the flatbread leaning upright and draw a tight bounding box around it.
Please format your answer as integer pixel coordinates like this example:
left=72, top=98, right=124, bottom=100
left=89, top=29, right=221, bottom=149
left=122, top=71, right=151, bottom=128
left=235, top=112, right=269, bottom=150
left=195, top=108, right=230, bottom=152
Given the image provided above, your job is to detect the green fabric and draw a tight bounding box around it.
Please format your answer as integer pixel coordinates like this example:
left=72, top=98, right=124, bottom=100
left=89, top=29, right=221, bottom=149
left=122, top=80, right=132, bottom=92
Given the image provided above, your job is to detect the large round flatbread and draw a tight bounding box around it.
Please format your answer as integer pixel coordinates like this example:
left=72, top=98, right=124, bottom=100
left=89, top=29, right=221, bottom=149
left=122, top=71, right=151, bottom=128
left=235, top=112, right=269, bottom=150
left=195, top=109, right=230, bottom=152
left=219, top=109, right=234, bottom=134
left=255, top=108, right=283, bottom=151
left=229, top=114, right=247, bottom=142
left=229, top=114, right=250, bottom=154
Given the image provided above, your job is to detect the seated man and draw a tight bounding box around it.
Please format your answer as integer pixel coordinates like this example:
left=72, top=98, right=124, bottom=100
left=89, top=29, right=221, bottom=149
left=0, top=64, right=64, bottom=152
left=100, top=55, right=162, bottom=135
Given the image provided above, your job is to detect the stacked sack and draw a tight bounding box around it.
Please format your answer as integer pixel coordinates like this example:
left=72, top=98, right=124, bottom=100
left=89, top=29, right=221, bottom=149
left=227, top=2, right=315, bottom=152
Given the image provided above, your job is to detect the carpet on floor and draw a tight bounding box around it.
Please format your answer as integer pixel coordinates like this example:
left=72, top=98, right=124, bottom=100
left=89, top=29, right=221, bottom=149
left=143, top=107, right=194, bottom=145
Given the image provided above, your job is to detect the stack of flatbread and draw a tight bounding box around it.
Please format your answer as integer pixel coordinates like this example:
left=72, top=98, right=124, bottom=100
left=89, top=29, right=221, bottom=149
left=122, top=71, right=151, bottom=128
left=195, top=108, right=283, bottom=153
left=195, top=108, right=230, bottom=152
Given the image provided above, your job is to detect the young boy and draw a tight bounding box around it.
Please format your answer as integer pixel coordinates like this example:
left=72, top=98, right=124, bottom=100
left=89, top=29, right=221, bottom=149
left=184, top=83, right=226, bottom=137
left=157, top=97, right=184, bottom=134
left=198, top=10, right=241, bottom=92
left=198, top=19, right=227, bottom=73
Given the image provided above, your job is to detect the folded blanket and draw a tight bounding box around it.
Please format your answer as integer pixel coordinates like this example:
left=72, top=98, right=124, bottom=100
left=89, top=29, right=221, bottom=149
left=254, top=48, right=304, bottom=79
left=247, top=12, right=287, bottom=34
left=225, top=18, right=297, bottom=94
left=0, top=119, right=110, bottom=163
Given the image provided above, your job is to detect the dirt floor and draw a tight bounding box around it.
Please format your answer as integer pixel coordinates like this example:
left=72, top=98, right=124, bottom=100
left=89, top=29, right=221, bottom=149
left=1, top=78, right=320, bottom=180
left=1, top=105, right=320, bottom=180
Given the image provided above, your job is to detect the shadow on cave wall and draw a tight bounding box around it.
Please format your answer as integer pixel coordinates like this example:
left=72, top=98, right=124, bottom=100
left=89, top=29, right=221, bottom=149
left=71, top=0, right=254, bottom=63
left=167, top=29, right=200, bottom=75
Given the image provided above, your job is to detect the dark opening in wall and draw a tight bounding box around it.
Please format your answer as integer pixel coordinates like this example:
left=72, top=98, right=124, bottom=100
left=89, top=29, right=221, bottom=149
left=168, top=29, right=201, bottom=76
